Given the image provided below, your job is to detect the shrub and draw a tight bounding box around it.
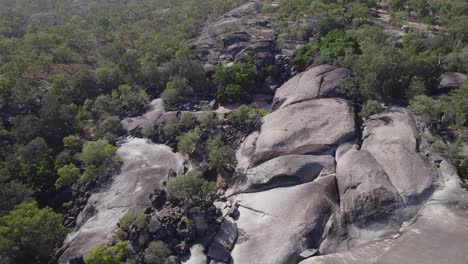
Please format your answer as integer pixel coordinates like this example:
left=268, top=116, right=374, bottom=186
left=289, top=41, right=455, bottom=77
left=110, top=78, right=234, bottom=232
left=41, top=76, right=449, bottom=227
left=359, top=100, right=384, bottom=119
left=143, top=241, right=171, bottom=264
left=215, top=84, right=244, bottom=103
left=63, top=135, right=80, bottom=150
left=161, top=116, right=181, bottom=138
left=199, top=112, right=217, bottom=130
left=55, top=164, right=80, bottom=189
left=410, top=95, right=442, bottom=126
left=0, top=202, right=68, bottom=263
left=161, top=76, right=194, bottom=104
left=226, top=105, right=267, bottom=129
left=291, top=42, right=319, bottom=71
left=176, top=128, right=201, bottom=155
left=79, top=165, right=104, bottom=184
left=85, top=241, right=128, bottom=264
left=179, top=112, right=196, bottom=130
left=142, top=122, right=157, bottom=139
left=80, top=140, right=117, bottom=166
left=207, top=135, right=236, bottom=171
left=166, top=174, right=217, bottom=207
left=461, top=157, right=468, bottom=180
left=118, top=208, right=147, bottom=231
left=213, top=61, right=259, bottom=102
left=112, top=84, right=149, bottom=117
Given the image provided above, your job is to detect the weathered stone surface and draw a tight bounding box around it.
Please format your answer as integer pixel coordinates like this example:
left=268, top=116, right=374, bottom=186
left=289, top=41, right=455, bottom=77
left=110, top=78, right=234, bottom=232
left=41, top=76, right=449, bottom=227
left=122, top=99, right=165, bottom=132
left=362, top=107, right=436, bottom=204
left=272, top=65, right=350, bottom=109
left=439, top=72, right=466, bottom=90
left=336, top=148, right=404, bottom=225
left=252, top=98, right=355, bottom=164
left=212, top=219, right=238, bottom=250
left=228, top=154, right=335, bottom=195
left=59, top=138, right=184, bottom=263
left=230, top=175, right=338, bottom=264
left=301, top=201, right=468, bottom=264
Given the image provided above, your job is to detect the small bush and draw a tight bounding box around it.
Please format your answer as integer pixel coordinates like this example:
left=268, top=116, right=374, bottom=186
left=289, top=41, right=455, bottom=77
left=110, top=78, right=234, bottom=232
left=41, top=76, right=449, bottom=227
left=359, top=100, right=384, bottom=119
left=460, top=157, right=468, bottom=180
left=215, top=84, right=244, bottom=103
left=143, top=241, right=171, bottom=264
left=85, top=241, right=128, bottom=264
left=161, top=76, right=194, bottom=104
left=199, top=112, right=217, bottom=130
left=207, top=135, right=236, bottom=171
left=179, top=112, right=196, bottom=130
left=166, top=174, right=217, bottom=207
left=176, top=128, right=201, bottom=155
left=161, top=116, right=181, bottom=138
left=55, top=164, right=80, bottom=189
left=119, top=208, right=147, bottom=231
left=79, top=165, right=104, bottom=184
left=226, top=105, right=267, bottom=129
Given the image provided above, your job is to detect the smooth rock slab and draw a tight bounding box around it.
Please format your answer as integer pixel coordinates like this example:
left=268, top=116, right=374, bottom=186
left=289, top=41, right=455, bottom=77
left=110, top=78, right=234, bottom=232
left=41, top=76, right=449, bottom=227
left=336, top=148, right=404, bottom=225
left=228, top=154, right=335, bottom=196
left=252, top=98, right=356, bottom=164
left=121, top=99, right=165, bottom=132
left=59, top=138, right=183, bottom=263
left=362, top=107, right=436, bottom=205
left=272, top=65, right=350, bottom=109
left=301, top=201, right=468, bottom=264
left=230, top=175, right=338, bottom=264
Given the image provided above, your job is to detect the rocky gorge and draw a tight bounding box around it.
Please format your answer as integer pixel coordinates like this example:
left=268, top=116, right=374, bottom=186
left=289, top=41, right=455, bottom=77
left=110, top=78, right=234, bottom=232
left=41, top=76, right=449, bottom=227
left=57, top=1, right=468, bottom=264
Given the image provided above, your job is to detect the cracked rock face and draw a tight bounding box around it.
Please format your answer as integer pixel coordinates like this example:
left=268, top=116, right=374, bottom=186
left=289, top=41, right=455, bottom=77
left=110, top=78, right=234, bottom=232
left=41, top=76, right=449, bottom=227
left=362, top=107, right=436, bottom=205
left=228, top=154, right=335, bottom=196
left=59, top=138, right=183, bottom=263
left=230, top=175, right=338, bottom=264
left=272, top=65, right=350, bottom=109
left=251, top=98, right=356, bottom=164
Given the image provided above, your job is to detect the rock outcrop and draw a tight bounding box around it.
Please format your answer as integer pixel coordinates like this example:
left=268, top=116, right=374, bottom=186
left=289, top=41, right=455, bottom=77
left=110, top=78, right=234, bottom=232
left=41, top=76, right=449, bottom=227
left=59, top=138, right=184, bottom=263
left=362, top=107, right=436, bottom=205
left=272, top=65, right=351, bottom=109
left=230, top=175, right=338, bottom=264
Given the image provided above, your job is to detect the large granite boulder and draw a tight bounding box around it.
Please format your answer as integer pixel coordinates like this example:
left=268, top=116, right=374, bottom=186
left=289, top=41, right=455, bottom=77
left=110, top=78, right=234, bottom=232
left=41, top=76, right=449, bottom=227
left=251, top=98, right=356, bottom=164
left=439, top=72, right=466, bottom=91
left=59, top=138, right=184, bottom=263
left=122, top=99, right=165, bottom=132
left=228, top=154, right=335, bottom=195
left=336, top=148, right=404, bottom=226
left=362, top=107, right=436, bottom=205
left=300, top=201, right=468, bottom=264
left=272, top=65, right=350, bottom=109
left=230, top=175, right=339, bottom=264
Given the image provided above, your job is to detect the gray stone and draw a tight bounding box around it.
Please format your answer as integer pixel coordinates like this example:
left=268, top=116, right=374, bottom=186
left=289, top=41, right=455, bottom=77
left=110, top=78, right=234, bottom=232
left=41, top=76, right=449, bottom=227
left=230, top=175, right=338, bottom=264
left=300, top=201, right=468, bottom=264
left=272, top=65, right=350, bottom=109
left=212, top=219, right=238, bottom=251
left=252, top=98, right=356, bottom=164
left=121, top=99, right=165, bottom=132
left=362, top=107, right=437, bottom=204
left=207, top=243, right=231, bottom=263
left=439, top=72, right=466, bottom=90
left=336, top=148, right=404, bottom=226
left=59, top=138, right=184, bottom=263
left=228, top=154, right=335, bottom=195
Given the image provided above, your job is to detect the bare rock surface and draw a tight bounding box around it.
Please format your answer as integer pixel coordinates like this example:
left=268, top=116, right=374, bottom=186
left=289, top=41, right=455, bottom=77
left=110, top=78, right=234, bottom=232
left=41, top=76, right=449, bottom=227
left=272, top=65, right=350, bottom=109
left=230, top=175, right=338, bottom=264
left=252, top=98, right=355, bottom=164
left=228, top=154, right=335, bottom=196
left=362, top=107, right=436, bottom=205
left=121, top=99, right=165, bottom=132
left=439, top=72, right=466, bottom=90
left=336, top=148, right=404, bottom=226
left=59, top=138, right=183, bottom=263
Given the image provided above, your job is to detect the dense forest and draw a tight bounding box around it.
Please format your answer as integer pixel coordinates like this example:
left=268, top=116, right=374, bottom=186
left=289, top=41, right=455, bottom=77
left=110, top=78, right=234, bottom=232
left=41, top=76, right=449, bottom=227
left=0, top=0, right=466, bottom=263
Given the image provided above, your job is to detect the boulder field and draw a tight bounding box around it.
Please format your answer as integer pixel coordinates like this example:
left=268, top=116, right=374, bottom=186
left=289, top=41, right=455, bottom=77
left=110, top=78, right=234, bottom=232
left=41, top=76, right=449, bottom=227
left=218, top=64, right=468, bottom=264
